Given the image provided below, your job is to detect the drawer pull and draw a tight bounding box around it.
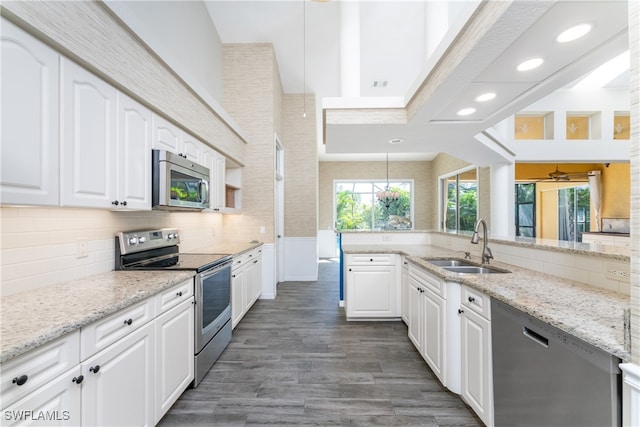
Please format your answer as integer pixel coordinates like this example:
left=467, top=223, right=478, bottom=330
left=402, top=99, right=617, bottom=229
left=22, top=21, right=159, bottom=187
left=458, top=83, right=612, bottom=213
left=370, top=258, right=373, bottom=262
left=12, top=375, right=28, bottom=386
left=176, top=291, right=183, bottom=297
left=72, top=375, right=84, bottom=384
left=458, top=309, right=464, bottom=314
left=468, top=296, right=476, bottom=303
left=124, top=318, right=133, bottom=326
left=89, top=365, right=100, bottom=374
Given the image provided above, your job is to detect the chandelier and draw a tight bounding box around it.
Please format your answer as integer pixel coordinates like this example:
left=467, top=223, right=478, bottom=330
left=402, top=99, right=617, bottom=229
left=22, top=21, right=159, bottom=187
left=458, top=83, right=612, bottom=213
left=376, top=153, right=399, bottom=209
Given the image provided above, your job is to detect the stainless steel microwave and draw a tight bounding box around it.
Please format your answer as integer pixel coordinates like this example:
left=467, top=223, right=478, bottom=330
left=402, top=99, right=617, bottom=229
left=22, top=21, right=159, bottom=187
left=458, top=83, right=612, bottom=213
left=152, top=149, right=210, bottom=211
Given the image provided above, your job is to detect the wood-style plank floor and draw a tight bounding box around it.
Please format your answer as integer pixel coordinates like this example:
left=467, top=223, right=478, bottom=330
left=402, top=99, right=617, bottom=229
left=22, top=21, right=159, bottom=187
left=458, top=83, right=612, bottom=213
left=158, top=258, right=483, bottom=426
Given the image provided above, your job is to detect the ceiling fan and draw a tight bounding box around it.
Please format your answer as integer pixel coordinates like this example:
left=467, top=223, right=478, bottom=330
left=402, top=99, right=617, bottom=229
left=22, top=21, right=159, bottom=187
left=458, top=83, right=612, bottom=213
left=526, top=164, right=590, bottom=182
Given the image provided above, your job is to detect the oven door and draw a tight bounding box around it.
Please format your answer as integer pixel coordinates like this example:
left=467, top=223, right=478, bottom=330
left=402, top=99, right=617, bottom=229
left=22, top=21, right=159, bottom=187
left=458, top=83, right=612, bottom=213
left=152, top=149, right=210, bottom=211
left=195, top=260, right=231, bottom=354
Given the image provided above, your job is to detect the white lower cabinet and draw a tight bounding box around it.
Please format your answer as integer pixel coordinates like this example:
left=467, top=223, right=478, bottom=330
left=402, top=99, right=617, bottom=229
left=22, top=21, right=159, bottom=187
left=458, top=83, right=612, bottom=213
left=0, top=331, right=81, bottom=426
left=401, top=257, right=409, bottom=323
left=407, top=268, right=446, bottom=386
left=344, top=254, right=400, bottom=320
left=154, top=298, right=194, bottom=424
left=231, top=247, right=263, bottom=329
left=459, top=285, right=493, bottom=427
left=0, top=279, right=195, bottom=426
left=81, top=321, right=155, bottom=427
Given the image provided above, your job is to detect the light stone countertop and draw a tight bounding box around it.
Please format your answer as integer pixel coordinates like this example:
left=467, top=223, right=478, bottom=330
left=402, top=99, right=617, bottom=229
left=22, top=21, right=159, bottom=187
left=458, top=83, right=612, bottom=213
left=342, top=244, right=631, bottom=362
left=0, top=270, right=194, bottom=363
left=0, top=241, right=262, bottom=364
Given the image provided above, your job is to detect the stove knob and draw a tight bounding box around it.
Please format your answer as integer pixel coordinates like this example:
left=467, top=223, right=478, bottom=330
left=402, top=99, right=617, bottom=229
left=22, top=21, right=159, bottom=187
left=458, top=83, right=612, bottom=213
left=167, top=233, right=175, bottom=240
left=138, top=237, right=146, bottom=244
left=174, top=233, right=179, bottom=240
left=128, top=237, right=138, bottom=245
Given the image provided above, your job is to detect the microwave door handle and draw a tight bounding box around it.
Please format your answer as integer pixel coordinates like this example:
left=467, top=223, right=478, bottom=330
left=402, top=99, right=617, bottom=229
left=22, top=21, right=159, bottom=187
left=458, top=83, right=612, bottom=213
left=199, top=180, right=209, bottom=204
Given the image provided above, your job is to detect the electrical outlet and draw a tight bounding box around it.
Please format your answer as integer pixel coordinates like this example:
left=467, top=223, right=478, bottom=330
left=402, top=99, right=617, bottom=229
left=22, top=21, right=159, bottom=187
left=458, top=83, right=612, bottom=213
left=76, top=238, right=89, bottom=258
left=259, top=226, right=265, bottom=234
left=606, top=263, right=629, bottom=281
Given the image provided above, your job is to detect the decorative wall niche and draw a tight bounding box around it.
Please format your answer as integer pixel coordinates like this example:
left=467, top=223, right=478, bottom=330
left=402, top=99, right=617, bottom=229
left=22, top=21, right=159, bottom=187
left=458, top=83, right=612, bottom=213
left=514, top=112, right=554, bottom=140
left=614, top=112, right=630, bottom=140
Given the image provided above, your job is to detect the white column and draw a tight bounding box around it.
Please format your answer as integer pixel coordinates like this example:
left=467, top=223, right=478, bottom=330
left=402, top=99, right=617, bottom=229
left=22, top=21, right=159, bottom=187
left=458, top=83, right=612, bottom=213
left=339, top=0, right=360, bottom=97
left=425, top=1, right=449, bottom=58
left=490, top=163, right=515, bottom=238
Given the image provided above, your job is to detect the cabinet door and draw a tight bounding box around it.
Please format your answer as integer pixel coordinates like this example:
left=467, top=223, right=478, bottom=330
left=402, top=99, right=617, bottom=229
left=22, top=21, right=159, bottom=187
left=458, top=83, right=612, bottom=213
left=244, top=258, right=257, bottom=311
left=252, top=253, right=263, bottom=302
left=202, top=146, right=225, bottom=211
left=0, top=18, right=60, bottom=206
left=1, top=367, right=82, bottom=426
left=407, top=279, right=423, bottom=351
left=346, top=265, right=396, bottom=318
left=155, top=299, right=194, bottom=424
left=117, top=93, right=151, bottom=210
left=152, top=114, right=181, bottom=154
left=461, top=309, right=492, bottom=426
left=60, top=58, right=117, bottom=208
left=231, top=266, right=246, bottom=329
left=401, top=259, right=409, bottom=323
left=423, top=288, right=445, bottom=385
left=180, top=133, right=202, bottom=163
left=82, top=321, right=154, bottom=427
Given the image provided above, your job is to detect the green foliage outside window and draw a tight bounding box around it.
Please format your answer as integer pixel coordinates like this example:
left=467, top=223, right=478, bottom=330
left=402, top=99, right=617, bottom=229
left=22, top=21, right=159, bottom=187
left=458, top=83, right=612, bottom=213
left=336, top=182, right=412, bottom=230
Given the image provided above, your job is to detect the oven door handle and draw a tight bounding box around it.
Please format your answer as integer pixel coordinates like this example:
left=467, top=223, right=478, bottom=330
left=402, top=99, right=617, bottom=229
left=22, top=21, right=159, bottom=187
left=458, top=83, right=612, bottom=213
left=199, top=260, right=231, bottom=280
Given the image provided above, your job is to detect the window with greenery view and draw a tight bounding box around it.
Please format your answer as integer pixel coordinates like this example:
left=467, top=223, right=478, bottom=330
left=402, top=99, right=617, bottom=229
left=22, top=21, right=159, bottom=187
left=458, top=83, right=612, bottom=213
left=442, top=169, right=477, bottom=233
left=515, top=183, right=536, bottom=237
left=335, top=181, right=413, bottom=230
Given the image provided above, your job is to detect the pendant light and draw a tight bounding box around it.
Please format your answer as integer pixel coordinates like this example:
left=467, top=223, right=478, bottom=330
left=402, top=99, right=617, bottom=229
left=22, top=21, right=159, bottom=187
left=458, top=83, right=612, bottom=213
left=376, top=153, right=399, bottom=209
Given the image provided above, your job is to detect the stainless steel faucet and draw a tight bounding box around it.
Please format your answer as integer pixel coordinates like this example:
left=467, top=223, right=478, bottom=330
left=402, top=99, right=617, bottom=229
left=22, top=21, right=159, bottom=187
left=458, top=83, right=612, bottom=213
left=470, top=218, right=493, bottom=265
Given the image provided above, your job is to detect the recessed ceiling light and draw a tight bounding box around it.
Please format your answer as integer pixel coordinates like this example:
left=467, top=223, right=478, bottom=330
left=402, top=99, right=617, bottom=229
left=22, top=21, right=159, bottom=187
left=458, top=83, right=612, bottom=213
left=388, top=138, right=404, bottom=145
left=457, top=108, right=476, bottom=116
left=557, top=24, right=592, bottom=43
left=475, top=92, right=496, bottom=102
left=517, top=58, right=544, bottom=72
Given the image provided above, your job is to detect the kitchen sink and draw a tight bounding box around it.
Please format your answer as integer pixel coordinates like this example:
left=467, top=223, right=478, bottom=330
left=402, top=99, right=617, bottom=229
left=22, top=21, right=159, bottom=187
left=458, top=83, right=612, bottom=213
left=422, top=258, right=476, bottom=267
left=442, top=265, right=510, bottom=274
left=422, top=258, right=510, bottom=274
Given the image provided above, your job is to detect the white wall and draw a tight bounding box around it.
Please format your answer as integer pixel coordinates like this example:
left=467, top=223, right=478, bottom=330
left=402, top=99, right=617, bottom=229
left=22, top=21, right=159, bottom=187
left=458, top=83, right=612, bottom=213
left=104, top=0, right=224, bottom=105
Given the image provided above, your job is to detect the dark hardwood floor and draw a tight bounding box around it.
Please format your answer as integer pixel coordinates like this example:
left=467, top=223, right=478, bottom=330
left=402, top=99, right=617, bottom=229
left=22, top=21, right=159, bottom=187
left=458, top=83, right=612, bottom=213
left=158, top=258, right=483, bottom=426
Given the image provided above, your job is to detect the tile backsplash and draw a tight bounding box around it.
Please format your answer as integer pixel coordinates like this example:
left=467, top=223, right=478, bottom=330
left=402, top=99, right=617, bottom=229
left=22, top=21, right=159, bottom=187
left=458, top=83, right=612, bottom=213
left=0, top=207, right=224, bottom=296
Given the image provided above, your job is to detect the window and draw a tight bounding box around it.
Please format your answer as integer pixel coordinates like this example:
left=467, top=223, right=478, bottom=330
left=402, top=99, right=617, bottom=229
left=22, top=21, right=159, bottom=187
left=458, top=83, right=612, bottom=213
left=515, top=183, right=535, bottom=237
left=441, top=168, right=477, bottom=233
left=335, top=180, right=413, bottom=230
left=558, top=185, right=590, bottom=242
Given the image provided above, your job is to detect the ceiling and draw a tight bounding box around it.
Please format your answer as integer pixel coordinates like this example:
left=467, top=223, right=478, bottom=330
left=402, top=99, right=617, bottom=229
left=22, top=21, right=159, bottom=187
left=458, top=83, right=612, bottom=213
left=205, top=1, right=630, bottom=164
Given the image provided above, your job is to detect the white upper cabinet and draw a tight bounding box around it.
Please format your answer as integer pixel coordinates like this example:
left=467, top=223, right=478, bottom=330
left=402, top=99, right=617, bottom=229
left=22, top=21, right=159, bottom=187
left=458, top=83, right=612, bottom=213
left=180, top=132, right=202, bottom=163
left=60, top=58, right=117, bottom=208
left=0, top=18, right=60, bottom=206
left=117, top=93, right=152, bottom=210
left=152, top=114, right=181, bottom=154
left=202, top=145, right=226, bottom=211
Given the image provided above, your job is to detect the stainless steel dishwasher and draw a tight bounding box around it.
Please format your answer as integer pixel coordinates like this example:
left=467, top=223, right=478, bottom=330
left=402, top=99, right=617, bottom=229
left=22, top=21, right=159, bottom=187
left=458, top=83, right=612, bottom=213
left=491, top=299, right=621, bottom=427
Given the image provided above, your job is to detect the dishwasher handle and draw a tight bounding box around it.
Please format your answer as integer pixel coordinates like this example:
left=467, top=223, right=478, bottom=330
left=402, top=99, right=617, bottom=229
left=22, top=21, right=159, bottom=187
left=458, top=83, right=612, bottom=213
left=523, top=326, right=549, bottom=348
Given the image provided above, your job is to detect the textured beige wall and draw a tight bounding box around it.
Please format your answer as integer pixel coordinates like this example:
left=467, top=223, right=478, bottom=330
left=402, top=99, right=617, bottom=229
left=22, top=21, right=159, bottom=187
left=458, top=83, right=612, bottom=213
left=283, top=94, right=318, bottom=237
left=628, top=0, right=640, bottom=363
left=1, top=1, right=246, bottom=163
left=319, top=161, right=433, bottom=230
left=222, top=44, right=278, bottom=244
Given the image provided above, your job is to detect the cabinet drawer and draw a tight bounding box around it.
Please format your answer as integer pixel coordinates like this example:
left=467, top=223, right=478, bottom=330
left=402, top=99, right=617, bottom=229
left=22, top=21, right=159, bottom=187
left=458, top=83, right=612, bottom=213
left=0, top=331, right=80, bottom=409
left=232, top=253, right=251, bottom=271
left=81, top=299, right=155, bottom=360
left=156, top=278, right=194, bottom=314
left=461, top=286, right=491, bottom=320
left=409, top=265, right=446, bottom=298
left=347, top=254, right=395, bottom=265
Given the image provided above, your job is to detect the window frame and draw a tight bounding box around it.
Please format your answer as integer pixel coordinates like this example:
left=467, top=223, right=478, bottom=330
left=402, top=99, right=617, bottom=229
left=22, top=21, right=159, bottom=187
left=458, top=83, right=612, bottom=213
left=438, top=166, right=479, bottom=234
left=333, top=179, right=415, bottom=231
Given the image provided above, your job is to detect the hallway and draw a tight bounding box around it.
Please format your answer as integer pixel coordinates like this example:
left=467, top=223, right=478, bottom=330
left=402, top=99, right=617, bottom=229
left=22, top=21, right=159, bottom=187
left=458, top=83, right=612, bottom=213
left=159, top=258, right=482, bottom=426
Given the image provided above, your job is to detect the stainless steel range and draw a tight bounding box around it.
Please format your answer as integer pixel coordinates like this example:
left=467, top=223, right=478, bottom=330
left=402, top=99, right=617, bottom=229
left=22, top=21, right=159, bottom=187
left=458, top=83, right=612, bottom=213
left=115, top=228, right=232, bottom=387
